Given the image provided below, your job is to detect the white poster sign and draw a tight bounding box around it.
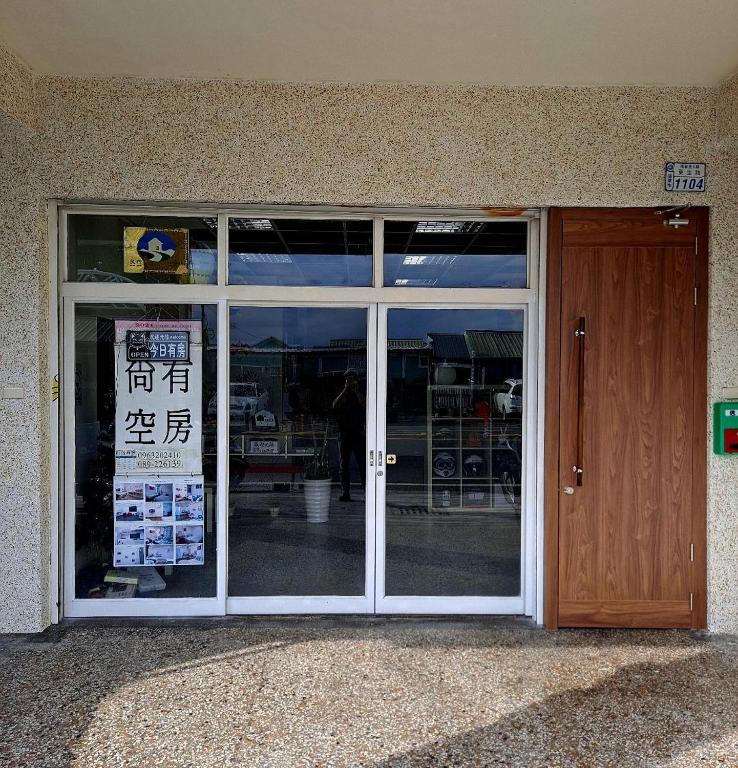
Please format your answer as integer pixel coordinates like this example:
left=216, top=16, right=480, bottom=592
left=114, top=320, right=203, bottom=474
left=113, top=476, right=205, bottom=567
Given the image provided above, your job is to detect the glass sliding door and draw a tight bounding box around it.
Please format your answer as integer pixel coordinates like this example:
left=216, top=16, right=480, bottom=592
left=226, top=305, right=375, bottom=612
left=376, top=306, right=525, bottom=613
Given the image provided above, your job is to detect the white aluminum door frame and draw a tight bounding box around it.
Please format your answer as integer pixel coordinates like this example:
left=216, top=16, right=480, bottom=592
left=226, top=300, right=378, bottom=615
left=374, top=301, right=537, bottom=615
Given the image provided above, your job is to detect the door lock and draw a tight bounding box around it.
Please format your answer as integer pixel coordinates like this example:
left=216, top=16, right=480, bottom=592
left=561, top=486, right=575, bottom=495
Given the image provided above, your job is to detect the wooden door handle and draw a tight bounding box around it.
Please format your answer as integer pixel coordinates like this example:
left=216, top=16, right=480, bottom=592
left=574, top=316, right=586, bottom=486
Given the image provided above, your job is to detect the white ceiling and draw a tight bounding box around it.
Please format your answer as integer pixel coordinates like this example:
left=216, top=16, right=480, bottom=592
left=1, top=0, right=737, bottom=86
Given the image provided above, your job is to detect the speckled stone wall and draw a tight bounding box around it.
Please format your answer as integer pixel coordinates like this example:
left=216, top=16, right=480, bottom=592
left=0, top=126, right=48, bottom=633
left=0, top=45, right=49, bottom=633
left=0, top=46, right=35, bottom=131
left=34, top=79, right=717, bottom=207
left=1, top=62, right=736, bottom=632
left=710, top=75, right=738, bottom=632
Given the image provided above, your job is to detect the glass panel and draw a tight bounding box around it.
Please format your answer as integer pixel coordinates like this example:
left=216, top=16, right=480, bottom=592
left=73, top=303, right=218, bottom=598
left=67, top=214, right=217, bottom=284
left=384, top=308, right=524, bottom=596
left=383, top=220, right=528, bottom=287
left=228, top=218, right=372, bottom=286
left=228, top=307, right=368, bottom=595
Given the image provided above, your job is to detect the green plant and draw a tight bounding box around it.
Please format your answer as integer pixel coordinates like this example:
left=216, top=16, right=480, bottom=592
left=304, top=430, right=331, bottom=480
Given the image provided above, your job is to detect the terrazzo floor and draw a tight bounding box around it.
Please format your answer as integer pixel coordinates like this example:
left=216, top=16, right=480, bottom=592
left=1, top=619, right=736, bottom=767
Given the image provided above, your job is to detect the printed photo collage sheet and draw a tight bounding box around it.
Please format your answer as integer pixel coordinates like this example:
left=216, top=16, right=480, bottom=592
left=113, top=477, right=205, bottom=567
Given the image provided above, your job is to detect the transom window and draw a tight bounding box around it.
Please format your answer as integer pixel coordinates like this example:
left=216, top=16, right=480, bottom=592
left=65, top=211, right=531, bottom=290
left=383, top=220, right=528, bottom=288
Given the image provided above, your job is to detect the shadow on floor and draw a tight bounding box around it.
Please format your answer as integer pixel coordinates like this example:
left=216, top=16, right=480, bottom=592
left=0, top=621, right=735, bottom=767
left=0, top=625, right=304, bottom=767
left=369, top=647, right=738, bottom=767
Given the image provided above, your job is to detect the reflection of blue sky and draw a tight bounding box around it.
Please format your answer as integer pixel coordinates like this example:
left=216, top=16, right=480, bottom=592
left=191, top=248, right=218, bottom=284
left=231, top=307, right=368, bottom=347
left=229, top=253, right=373, bottom=286
left=388, top=309, right=524, bottom=339
left=227, top=252, right=525, bottom=288
left=384, top=253, right=527, bottom=288
left=230, top=307, right=522, bottom=347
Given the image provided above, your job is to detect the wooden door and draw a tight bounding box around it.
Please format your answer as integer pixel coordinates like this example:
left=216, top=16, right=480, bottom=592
left=545, top=208, right=707, bottom=628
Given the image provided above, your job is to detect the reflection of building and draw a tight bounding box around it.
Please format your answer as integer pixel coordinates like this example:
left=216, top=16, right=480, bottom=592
left=387, top=331, right=524, bottom=419
left=230, top=336, right=371, bottom=422
left=231, top=337, right=368, bottom=378
left=231, top=331, right=522, bottom=425
left=428, top=331, right=523, bottom=384
left=387, top=339, right=432, bottom=382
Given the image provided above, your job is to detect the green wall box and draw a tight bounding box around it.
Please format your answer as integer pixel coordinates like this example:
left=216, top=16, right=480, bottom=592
left=713, top=402, right=738, bottom=455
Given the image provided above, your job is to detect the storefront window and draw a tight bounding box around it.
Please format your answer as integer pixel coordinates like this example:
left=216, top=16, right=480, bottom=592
left=383, top=220, right=528, bottom=287
left=62, top=205, right=537, bottom=615
left=73, top=303, right=218, bottom=598
left=67, top=214, right=218, bottom=284
left=228, top=218, right=373, bottom=286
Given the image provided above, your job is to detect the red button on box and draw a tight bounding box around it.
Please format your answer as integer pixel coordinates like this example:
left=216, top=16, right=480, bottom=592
left=724, top=429, right=738, bottom=453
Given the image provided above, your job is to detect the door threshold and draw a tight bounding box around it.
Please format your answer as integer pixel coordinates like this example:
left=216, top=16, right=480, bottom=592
left=55, top=614, right=539, bottom=631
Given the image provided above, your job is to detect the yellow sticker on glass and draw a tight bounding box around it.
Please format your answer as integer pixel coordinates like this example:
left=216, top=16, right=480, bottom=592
left=123, top=227, right=189, bottom=276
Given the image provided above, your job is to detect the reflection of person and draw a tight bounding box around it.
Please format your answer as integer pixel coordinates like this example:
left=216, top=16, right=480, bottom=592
left=284, top=383, right=303, bottom=417
left=332, top=369, right=366, bottom=502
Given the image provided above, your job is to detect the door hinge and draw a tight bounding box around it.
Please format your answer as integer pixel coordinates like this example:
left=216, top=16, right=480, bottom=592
left=694, top=237, right=698, bottom=255
left=694, top=287, right=697, bottom=306
left=690, top=543, right=694, bottom=562
left=689, top=593, right=694, bottom=612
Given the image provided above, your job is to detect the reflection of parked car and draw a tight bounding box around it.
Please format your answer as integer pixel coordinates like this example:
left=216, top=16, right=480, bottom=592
left=208, top=382, right=269, bottom=424
left=493, top=378, right=523, bottom=416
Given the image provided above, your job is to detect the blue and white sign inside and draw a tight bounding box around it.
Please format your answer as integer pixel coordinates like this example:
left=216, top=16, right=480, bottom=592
left=665, top=162, right=706, bottom=192
left=126, top=330, right=190, bottom=362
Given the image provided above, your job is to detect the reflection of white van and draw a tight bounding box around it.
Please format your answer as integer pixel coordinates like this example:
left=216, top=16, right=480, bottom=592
left=207, top=382, right=269, bottom=423
left=494, top=378, right=523, bottom=415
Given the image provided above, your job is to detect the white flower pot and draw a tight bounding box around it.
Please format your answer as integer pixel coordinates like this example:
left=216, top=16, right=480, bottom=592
left=304, top=478, right=332, bottom=523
